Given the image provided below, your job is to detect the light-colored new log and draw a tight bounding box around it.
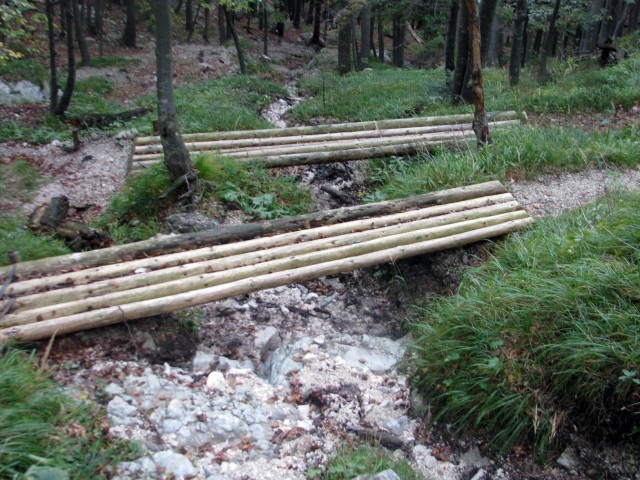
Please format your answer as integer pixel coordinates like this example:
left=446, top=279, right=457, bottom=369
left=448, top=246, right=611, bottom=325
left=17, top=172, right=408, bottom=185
left=3, top=194, right=515, bottom=301
left=5, top=202, right=522, bottom=316
left=0, top=216, right=534, bottom=343
left=0, top=182, right=508, bottom=280
left=134, top=111, right=520, bottom=146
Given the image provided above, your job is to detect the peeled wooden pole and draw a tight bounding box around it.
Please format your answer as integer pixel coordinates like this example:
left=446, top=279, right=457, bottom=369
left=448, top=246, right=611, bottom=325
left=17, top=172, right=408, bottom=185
left=134, top=111, right=519, bottom=146
left=4, top=211, right=529, bottom=325
left=5, top=203, right=523, bottom=317
left=0, top=182, right=508, bottom=279
left=0, top=217, right=533, bottom=343
left=3, top=194, right=516, bottom=300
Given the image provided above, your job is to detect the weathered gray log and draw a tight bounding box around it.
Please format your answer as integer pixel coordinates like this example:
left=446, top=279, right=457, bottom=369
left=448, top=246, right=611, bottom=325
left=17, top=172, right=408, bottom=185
left=3, top=193, right=515, bottom=300
left=0, top=182, right=508, bottom=280
left=134, top=111, right=520, bottom=146
left=0, top=217, right=534, bottom=342
left=28, top=196, right=69, bottom=232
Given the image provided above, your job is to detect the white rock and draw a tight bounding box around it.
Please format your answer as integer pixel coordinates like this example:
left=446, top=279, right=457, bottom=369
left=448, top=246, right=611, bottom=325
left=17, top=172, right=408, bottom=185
left=206, top=371, right=227, bottom=392
left=254, top=326, right=281, bottom=361
left=104, top=382, right=124, bottom=398
left=152, top=450, right=196, bottom=479
left=460, top=446, right=491, bottom=468
left=556, top=447, right=578, bottom=470
left=193, top=351, right=218, bottom=372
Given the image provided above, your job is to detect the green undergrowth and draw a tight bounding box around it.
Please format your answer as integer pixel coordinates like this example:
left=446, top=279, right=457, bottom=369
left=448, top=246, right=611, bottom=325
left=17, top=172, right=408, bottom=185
left=408, top=191, right=640, bottom=459
left=100, top=156, right=312, bottom=244
left=0, top=216, right=71, bottom=267
left=0, top=347, right=138, bottom=478
left=367, top=126, right=639, bottom=201
left=309, top=443, right=424, bottom=480
left=0, top=58, right=47, bottom=85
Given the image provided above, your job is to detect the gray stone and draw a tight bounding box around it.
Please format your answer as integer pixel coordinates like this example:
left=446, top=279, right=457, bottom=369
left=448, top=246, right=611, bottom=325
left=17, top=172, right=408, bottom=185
left=166, top=398, right=184, bottom=419
left=108, top=396, right=139, bottom=425
left=254, top=326, right=281, bottom=361
left=353, top=470, right=402, bottom=480
left=331, top=342, right=401, bottom=374
left=152, top=450, right=196, bottom=478
left=104, top=382, right=125, bottom=398
left=260, top=337, right=312, bottom=386
left=193, top=351, right=218, bottom=372
left=460, top=446, right=491, bottom=468
left=556, top=447, right=578, bottom=470
left=0, top=80, right=47, bottom=105
left=164, top=212, right=219, bottom=234
left=116, top=456, right=157, bottom=477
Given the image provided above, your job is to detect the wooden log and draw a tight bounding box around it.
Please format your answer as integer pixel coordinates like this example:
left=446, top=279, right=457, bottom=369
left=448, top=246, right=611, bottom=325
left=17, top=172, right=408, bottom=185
left=5, top=202, right=522, bottom=315
left=2, top=210, right=529, bottom=325
left=134, top=111, right=520, bottom=146
left=0, top=182, right=508, bottom=280
left=0, top=217, right=534, bottom=343
left=134, top=122, right=479, bottom=155
left=3, top=193, right=515, bottom=300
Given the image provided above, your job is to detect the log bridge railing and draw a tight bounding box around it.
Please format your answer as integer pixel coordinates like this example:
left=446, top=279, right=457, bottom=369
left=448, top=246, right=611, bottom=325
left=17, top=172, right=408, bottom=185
left=130, top=111, right=526, bottom=171
left=0, top=182, right=532, bottom=343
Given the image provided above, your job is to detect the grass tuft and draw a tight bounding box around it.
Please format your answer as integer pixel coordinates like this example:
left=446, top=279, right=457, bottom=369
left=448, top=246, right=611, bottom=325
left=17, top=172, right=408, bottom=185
left=0, top=216, right=71, bottom=267
left=408, top=191, right=640, bottom=458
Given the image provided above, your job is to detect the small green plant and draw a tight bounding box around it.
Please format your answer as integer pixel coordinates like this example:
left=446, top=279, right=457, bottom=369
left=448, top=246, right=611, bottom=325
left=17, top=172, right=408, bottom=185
left=0, top=158, right=44, bottom=203
left=90, top=56, right=138, bottom=68
left=0, top=58, right=47, bottom=85
left=312, top=443, right=424, bottom=479
left=409, top=191, right=640, bottom=459
left=0, top=347, right=139, bottom=478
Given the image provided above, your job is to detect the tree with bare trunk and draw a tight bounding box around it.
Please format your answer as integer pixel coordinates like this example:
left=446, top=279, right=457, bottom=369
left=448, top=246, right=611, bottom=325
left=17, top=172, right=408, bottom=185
left=153, top=0, right=196, bottom=186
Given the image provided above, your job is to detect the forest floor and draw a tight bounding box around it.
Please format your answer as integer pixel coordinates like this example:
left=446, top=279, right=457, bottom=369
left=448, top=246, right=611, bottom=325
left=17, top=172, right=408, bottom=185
left=1, top=11, right=640, bottom=480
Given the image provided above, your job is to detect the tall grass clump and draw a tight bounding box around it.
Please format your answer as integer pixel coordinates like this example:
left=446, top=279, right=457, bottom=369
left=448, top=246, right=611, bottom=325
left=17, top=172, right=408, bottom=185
left=368, top=126, right=639, bottom=201
left=0, top=216, right=71, bottom=266
left=0, top=347, right=137, bottom=478
left=408, top=191, right=640, bottom=458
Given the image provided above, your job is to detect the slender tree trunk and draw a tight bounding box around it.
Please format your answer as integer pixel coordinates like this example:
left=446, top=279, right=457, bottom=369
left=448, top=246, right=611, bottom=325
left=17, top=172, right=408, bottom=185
left=153, top=0, right=194, bottom=183
left=122, top=0, right=136, bottom=47
left=218, top=4, right=228, bottom=43
left=306, top=0, right=314, bottom=24
left=263, top=2, right=269, bottom=55
left=445, top=0, right=459, bottom=75
left=351, top=18, right=361, bottom=70
left=360, top=1, right=371, bottom=65
left=392, top=14, right=405, bottom=67
left=377, top=11, right=384, bottom=61
left=185, top=0, right=193, bottom=33
left=224, top=7, right=246, bottom=74
left=538, top=0, right=561, bottom=81
left=56, top=0, right=76, bottom=117
left=485, top=0, right=503, bottom=66
left=452, top=0, right=469, bottom=103
left=338, top=13, right=352, bottom=74
left=479, top=0, right=498, bottom=65
left=46, top=0, right=59, bottom=114
left=95, top=0, right=104, bottom=56
left=598, top=0, right=616, bottom=44
left=630, top=0, right=639, bottom=31
left=311, top=0, right=322, bottom=45
left=509, top=0, right=527, bottom=85
left=462, top=0, right=490, bottom=145
left=522, top=13, right=530, bottom=66
left=612, top=0, right=631, bottom=37
left=203, top=2, right=211, bottom=43
left=293, top=0, right=302, bottom=28
left=73, top=0, right=91, bottom=66
left=580, top=0, right=605, bottom=52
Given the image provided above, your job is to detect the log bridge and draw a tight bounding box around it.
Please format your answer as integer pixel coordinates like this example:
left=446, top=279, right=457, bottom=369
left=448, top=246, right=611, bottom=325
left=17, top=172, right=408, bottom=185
left=130, top=111, right=526, bottom=170
left=0, top=181, right=532, bottom=343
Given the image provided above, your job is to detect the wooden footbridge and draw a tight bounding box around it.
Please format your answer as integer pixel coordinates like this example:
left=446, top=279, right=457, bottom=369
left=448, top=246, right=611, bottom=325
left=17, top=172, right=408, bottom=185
left=0, top=113, right=532, bottom=343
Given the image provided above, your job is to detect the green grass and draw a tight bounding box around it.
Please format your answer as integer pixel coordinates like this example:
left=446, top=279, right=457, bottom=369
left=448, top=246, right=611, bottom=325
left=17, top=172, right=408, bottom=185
left=0, top=347, right=138, bottom=478
left=0, top=58, right=47, bottom=85
left=89, top=56, right=138, bottom=69
left=366, top=126, right=640, bottom=201
left=408, top=191, right=640, bottom=459
left=309, top=443, right=424, bottom=479
left=0, top=216, right=71, bottom=267
left=99, top=156, right=312, bottom=243
left=0, top=158, right=44, bottom=203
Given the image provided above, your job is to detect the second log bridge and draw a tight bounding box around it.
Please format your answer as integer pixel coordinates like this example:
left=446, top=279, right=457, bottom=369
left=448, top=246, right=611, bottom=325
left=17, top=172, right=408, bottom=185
left=0, top=181, right=533, bottom=343
left=130, top=111, right=525, bottom=170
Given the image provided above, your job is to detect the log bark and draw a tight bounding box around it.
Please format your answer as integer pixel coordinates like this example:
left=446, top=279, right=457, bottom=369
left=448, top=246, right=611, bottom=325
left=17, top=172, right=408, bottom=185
left=0, top=218, right=533, bottom=343
left=4, top=194, right=516, bottom=305
left=4, top=199, right=520, bottom=315
left=3, top=210, right=529, bottom=326
left=0, top=182, right=508, bottom=279
left=509, top=0, right=527, bottom=86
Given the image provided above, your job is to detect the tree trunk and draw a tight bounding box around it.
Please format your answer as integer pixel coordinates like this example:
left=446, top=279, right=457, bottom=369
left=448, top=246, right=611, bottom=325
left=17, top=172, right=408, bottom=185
left=46, top=0, right=59, bottom=114
left=185, top=0, right=193, bottom=33
left=203, top=2, right=211, bottom=43
left=452, top=0, right=469, bottom=103
left=293, top=0, right=302, bottom=28
left=263, top=2, right=269, bottom=55
left=377, top=11, right=384, bottom=61
left=306, top=0, right=315, bottom=24
left=462, top=0, right=491, bottom=146
left=485, top=0, right=503, bottom=67
left=445, top=0, right=459, bottom=75
left=509, top=0, right=527, bottom=86
left=522, top=13, right=530, bottom=66
left=218, top=4, right=228, bottom=43
left=153, top=0, right=193, bottom=183
left=351, top=18, right=361, bottom=70
left=479, top=0, right=498, bottom=65
left=392, top=14, right=406, bottom=67
left=598, top=0, right=616, bottom=44
left=55, top=0, right=76, bottom=117
left=73, top=0, right=91, bottom=66
left=225, top=6, right=246, bottom=74
left=360, top=1, right=371, bottom=64
left=95, top=0, right=104, bottom=56
left=630, top=0, right=639, bottom=31
left=122, top=0, right=136, bottom=47
left=538, top=0, right=561, bottom=81
left=612, top=0, right=631, bottom=37
left=311, top=0, right=322, bottom=45
left=338, top=13, right=352, bottom=74
left=580, top=0, right=605, bottom=52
